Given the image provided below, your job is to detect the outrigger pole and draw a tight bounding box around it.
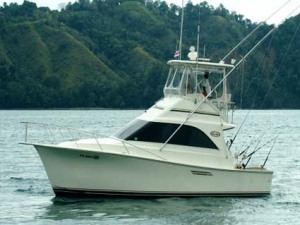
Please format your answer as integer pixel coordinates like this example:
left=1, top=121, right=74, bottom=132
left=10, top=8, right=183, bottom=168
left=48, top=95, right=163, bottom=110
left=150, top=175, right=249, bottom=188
left=222, top=0, right=292, bottom=62
left=261, top=135, right=279, bottom=168
left=227, top=2, right=300, bottom=150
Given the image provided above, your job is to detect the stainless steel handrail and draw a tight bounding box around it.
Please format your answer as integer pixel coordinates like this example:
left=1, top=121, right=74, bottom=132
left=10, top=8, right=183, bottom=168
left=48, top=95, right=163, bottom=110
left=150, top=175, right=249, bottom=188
left=21, top=122, right=166, bottom=161
left=110, top=136, right=167, bottom=161
left=21, top=121, right=103, bottom=150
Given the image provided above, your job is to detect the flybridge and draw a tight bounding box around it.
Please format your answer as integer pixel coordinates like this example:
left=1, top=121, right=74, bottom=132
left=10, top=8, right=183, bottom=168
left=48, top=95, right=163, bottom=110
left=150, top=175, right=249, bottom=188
left=164, top=53, right=234, bottom=99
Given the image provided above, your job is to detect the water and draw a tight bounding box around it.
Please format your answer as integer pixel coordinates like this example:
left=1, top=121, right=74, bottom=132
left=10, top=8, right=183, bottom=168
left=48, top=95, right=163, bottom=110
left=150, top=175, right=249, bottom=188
left=0, top=110, right=299, bottom=225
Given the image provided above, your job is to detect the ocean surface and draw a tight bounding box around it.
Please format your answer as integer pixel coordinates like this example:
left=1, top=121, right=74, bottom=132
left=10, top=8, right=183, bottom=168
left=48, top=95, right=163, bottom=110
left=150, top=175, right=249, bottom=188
left=0, top=110, right=299, bottom=225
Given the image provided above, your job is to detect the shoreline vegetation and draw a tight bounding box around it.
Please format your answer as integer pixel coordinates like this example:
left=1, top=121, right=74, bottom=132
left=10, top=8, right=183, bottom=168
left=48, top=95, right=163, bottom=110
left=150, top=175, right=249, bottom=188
left=0, top=1, right=299, bottom=109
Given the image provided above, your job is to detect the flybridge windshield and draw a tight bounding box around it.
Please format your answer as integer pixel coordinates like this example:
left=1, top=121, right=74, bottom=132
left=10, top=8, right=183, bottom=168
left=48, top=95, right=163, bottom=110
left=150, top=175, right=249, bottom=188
left=112, top=119, right=218, bottom=149
left=163, top=62, right=229, bottom=98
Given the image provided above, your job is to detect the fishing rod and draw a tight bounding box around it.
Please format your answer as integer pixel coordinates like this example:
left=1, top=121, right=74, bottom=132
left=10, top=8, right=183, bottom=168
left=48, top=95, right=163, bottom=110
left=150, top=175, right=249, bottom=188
left=159, top=26, right=277, bottom=152
left=228, top=110, right=250, bottom=150
left=243, top=132, right=265, bottom=166
left=243, top=135, right=278, bottom=168
left=238, top=132, right=264, bottom=158
left=222, top=0, right=292, bottom=62
left=261, top=134, right=278, bottom=168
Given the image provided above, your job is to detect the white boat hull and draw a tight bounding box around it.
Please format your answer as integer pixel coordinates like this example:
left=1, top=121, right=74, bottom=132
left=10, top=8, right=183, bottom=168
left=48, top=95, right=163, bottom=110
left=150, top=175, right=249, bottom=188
left=34, top=144, right=273, bottom=197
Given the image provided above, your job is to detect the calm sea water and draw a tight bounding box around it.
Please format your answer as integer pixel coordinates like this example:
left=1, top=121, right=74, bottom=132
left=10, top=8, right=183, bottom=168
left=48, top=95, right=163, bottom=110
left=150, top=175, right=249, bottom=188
left=0, top=110, right=299, bottom=225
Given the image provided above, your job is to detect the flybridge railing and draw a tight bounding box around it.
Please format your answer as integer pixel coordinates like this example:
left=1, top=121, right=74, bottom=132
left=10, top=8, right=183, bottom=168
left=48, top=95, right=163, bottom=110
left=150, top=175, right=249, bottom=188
left=21, top=122, right=167, bottom=161
left=21, top=122, right=104, bottom=150
left=210, top=95, right=235, bottom=122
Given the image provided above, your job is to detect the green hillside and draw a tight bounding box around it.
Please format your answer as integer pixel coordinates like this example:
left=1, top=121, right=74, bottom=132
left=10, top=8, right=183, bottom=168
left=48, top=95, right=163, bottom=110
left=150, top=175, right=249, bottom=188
left=0, top=20, right=122, bottom=108
left=0, top=0, right=299, bottom=109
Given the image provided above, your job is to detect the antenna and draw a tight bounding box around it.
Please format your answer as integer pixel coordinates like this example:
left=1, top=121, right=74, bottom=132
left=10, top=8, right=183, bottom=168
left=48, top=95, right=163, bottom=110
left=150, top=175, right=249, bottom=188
left=196, top=3, right=200, bottom=60
left=179, top=0, right=184, bottom=60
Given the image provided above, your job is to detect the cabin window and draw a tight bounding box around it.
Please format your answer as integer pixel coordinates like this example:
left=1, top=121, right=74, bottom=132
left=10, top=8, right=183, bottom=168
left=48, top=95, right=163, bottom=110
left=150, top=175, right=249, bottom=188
left=172, top=67, right=183, bottom=88
left=165, top=68, right=174, bottom=88
left=113, top=120, right=218, bottom=149
left=164, top=66, right=188, bottom=96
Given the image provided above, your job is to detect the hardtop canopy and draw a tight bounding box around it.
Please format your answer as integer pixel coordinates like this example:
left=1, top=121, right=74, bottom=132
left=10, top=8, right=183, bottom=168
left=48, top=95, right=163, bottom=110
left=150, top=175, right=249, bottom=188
left=167, top=60, right=234, bottom=74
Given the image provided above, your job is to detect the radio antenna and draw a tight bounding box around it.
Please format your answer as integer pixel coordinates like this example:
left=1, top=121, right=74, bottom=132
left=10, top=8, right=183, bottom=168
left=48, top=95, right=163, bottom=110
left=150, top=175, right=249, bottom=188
left=179, top=0, right=184, bottom=60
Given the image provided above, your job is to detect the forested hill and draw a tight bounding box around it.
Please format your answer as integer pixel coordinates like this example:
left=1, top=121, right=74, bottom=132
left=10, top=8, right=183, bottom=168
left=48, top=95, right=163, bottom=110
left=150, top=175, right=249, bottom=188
left=0, top=0, right=299, bottom=109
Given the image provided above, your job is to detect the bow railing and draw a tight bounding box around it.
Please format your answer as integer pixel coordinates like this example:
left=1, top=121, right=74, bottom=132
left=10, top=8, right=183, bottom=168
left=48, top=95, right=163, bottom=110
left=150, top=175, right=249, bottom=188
left=21, top=122, right=166, bottom=161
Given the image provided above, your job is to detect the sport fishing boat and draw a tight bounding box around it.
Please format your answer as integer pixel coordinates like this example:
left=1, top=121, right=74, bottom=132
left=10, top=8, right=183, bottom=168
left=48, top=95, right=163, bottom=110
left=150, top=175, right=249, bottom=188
left=21, top=45, right=273, bottom=197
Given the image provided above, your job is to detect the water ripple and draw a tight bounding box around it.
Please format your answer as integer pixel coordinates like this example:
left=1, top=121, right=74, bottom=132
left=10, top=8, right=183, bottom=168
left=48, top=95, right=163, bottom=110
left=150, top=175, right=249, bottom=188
left=0, top=110, right=300, bottom=225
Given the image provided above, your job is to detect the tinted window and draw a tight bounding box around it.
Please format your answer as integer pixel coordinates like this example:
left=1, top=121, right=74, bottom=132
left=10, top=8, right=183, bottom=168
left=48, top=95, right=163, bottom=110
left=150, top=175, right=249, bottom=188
left=113, top=120, right=218, bottom=149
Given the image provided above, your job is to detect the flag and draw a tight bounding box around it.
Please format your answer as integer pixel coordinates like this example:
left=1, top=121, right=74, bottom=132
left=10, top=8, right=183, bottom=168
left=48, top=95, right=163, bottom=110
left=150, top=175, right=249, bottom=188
left=174, top=50, right=180, bottom=58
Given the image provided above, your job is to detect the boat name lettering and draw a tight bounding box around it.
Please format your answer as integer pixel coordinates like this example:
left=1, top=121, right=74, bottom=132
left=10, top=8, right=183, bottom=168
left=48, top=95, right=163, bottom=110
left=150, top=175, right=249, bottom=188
left=80, top=154, right=99, bottom=160
left=191, top=170, right=213, bottom=176
left=210, top=131, right=220, bottom=137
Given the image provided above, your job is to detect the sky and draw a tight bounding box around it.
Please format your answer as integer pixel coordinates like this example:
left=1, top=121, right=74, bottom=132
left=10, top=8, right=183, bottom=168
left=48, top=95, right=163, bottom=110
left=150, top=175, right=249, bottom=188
left=0, top=0, right=299, bottom=25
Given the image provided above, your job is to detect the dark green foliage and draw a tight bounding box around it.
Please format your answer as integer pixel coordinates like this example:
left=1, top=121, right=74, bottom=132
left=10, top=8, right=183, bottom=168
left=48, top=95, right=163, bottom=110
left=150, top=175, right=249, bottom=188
left=0, top=0, right=299, bottom=109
